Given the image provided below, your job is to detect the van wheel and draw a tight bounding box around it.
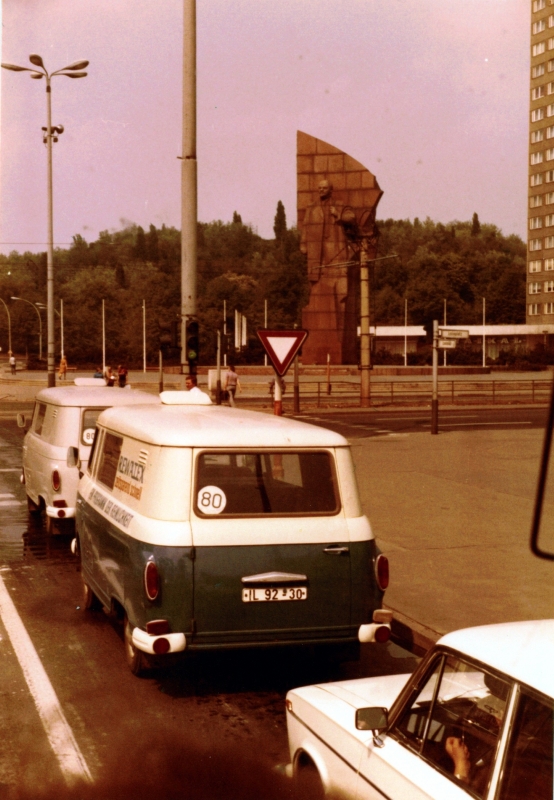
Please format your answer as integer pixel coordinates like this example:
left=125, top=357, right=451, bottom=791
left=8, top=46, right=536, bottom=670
left=82, top=579, right=102, bottom=611
left=44, top=515, right=57, bottom=535
left=124, top=614, right=149, bottom=677
left=27, top=495, right=42, bottom=516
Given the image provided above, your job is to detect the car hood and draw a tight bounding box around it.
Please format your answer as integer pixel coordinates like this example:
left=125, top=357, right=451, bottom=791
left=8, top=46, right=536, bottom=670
left=290, top=673, right=411, bottom=714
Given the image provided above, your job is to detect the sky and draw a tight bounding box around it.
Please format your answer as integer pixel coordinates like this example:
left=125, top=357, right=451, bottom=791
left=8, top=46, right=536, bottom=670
left=0, top=0, right=530, bottom=258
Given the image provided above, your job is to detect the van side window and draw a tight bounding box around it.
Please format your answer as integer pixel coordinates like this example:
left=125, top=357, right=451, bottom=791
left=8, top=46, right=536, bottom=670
left=33, top=403, right=47, bottom=435
left=195, top=450, right=339, bottom=517
left=97, top=432, right=123, bottom=491
left=81, top=408, right=105, bottom=446
left=88, top=429, right=102, bottom=476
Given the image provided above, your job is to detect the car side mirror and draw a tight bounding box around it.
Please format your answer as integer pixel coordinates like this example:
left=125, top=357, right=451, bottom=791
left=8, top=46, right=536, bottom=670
left=356, top=707, right=388, bottom=731
left=530, top=378, right=554, bottom=560
left=16, top=413, right=27, bottom=429
left=67, top=446, right=80, bottom=469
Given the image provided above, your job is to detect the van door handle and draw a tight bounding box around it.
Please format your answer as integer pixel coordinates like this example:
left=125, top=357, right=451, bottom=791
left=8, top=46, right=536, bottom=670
left=323, top=545, right=349, bottom=555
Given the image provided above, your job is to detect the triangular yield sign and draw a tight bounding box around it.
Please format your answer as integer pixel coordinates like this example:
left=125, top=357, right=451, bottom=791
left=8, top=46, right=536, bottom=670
left=256, top=329, right=309, bottom=376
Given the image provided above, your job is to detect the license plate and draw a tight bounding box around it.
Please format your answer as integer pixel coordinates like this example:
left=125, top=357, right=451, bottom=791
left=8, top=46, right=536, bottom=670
left=242, top=586, right=308, bottom=602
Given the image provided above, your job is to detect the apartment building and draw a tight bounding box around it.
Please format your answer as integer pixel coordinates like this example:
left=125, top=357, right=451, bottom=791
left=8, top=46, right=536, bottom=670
left=528, top=0, right=554, bottom=323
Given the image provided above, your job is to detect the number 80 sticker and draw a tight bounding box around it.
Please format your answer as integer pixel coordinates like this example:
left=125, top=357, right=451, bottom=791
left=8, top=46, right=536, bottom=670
left=197, top=485, right=227, bottom=515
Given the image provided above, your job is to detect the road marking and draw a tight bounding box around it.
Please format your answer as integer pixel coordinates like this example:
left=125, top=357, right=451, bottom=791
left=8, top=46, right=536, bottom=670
left=421, top=421, right=532, bottom=428
left=0, top=469, right=21, bottom=473
left=0, top=575, right=93, bottom=786
left=0, top=501, right=23, bottom=507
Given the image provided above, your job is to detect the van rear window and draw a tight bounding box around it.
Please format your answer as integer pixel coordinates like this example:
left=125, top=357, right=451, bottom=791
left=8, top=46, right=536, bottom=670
left=195, top=451, right=339, bottom=517
left=97, top=432, right=123, bottom=491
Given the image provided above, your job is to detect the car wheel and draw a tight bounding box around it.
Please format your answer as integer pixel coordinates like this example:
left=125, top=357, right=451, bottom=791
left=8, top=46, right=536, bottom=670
left=295, top=758, right=325, bottom=800
left=124, top=614, right=149, bottom=677
left=82, top=578, right=102, bottom=611
left=27, top=495, right=42, bottom=516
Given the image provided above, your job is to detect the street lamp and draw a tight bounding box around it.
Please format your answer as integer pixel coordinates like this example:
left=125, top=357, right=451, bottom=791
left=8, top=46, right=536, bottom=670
left=2, top=54, right=88, bottom=387
left=0, top=298, right=12, bottom=354
left=11, top=297, right=43, bottom=361
left=37, top=299, right=63, bottom=358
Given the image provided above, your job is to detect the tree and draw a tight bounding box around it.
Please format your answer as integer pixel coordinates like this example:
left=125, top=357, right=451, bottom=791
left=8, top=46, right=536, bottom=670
left=471, top=212, right=481, bottom=236
left=273, top=200, right=287, bottom=242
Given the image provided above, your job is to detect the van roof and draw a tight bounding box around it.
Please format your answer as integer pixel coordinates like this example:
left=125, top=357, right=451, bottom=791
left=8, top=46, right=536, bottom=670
left=34, top=386, right=161, bottom=408
left=439, top=619, right=554, bottom=699
left=97, top=403, right=349, bottom=448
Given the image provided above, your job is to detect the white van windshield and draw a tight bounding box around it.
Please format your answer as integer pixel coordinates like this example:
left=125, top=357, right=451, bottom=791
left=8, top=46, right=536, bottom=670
left=195, top=450, right=339, bottom=517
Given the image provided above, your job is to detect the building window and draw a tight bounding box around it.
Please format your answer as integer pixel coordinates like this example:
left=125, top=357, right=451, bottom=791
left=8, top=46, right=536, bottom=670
left=530, top=195, right=544, bottom=207
left=547, top=148, right=554, bottom=160
left=547, top=214, right=554, bottom=225
left=545, top=302, right=554, bottom=312
left=546, top=235, right=554, bottom=247
left=547, top=169, right=554, bottom=181
left=530, top=216, right=544, bottom=229
left=546, top=257, right=554, bottom=269
left=533, top=85, right=546, bottom=99
left=531, top=173, right=544, bottom=186
left=530, top=238, right=543, bottom=250
left=532, top=129, right=545, bottom=143
left=545, top=280, right=554, bottom=291
left=533, top=42, right=547, bottom=56
left=530, top=259, right=543, bottom=272
left=529, top=303, right=541, bottom=314
left=547, top=125, right=554, bottom=137
left=532, top=107, right=546, bottom=121
left=532, top=152, right=545, bottom=164
left=547, top=103, right=554, bottom=116
left=549, top=58, right=554, bottom=70
left=550, top=14, right=554, bottom=25
left=534, top=20, right=547, bottom=34
left=534, top=0, right=546, bottom=10
left=546, top=191, right=554, bottom=203
left=530, top=282, right=542, bottom=293
left=533, top=63, right=546, bottom=77
left=549, top=36, right=554, bottom=49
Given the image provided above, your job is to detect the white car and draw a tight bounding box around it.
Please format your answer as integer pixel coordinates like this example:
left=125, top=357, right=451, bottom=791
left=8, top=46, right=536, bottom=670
left=286, top=619, right=553, bottom=799
left=20, top=384, right=160, bottom=532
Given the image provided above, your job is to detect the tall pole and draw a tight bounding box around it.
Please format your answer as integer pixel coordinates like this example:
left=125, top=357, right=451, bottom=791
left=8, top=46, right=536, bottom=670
left=142, top=299, right=146, bottom=373
left=443, top=298, right=447, bottom=367
left=181, top=0, right=197, bottom=379
left=46, top=75, right=55, bottom=386
left=404, top=298, right=407, bottom=367
left=432, top=319, right=439, bottom=435
left=60, top=299, right=64, bottom=358
left=102, top=299, right=105, bottom=372
left=264, top=299, right=268, bottom=367
left=360, top=241, right=371, bottom=407
left=482, top=297, right=486, bottom=368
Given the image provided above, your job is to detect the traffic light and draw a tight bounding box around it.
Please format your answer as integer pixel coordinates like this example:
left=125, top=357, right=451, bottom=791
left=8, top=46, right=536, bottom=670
left=186, top=319, right=199, bottom=371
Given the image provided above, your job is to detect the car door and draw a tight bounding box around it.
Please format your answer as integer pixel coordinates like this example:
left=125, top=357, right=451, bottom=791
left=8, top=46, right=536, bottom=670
left=355, top=653, right=513, bottom=800
left=189, top=448, right=353, bottom=646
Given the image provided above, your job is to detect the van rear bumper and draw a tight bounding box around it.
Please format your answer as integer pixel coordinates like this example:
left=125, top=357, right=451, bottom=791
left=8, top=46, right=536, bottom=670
left=132, top=627, right=187, bottom=655
left=46, top=505, right=76, bottom=520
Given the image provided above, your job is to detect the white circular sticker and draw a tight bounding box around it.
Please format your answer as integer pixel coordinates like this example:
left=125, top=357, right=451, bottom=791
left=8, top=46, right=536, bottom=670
left=197, top=485, right=227, bottom=515
left=82, top=428, right=95, bottom=445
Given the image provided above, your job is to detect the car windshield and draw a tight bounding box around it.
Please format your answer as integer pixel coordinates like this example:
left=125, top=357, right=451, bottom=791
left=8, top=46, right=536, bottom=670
left=195, top=450, right=339, bottom=517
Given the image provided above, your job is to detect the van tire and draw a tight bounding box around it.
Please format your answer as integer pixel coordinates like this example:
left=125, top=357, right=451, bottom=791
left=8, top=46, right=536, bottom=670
left=124, top=614, right=149, bottom=677
left=44, top=515, right=57, bottom=535
left=82, top=579, right=102, bottom=612
left=27, top=495, right=42, bottom=516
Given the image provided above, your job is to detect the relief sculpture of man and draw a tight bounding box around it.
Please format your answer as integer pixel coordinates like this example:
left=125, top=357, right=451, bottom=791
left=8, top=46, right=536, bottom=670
left=300, top=179, right=357, bottom=363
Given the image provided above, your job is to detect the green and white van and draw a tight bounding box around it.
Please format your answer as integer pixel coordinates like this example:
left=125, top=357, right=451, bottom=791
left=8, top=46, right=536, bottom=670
left=76, top=391, right=390, bottom=675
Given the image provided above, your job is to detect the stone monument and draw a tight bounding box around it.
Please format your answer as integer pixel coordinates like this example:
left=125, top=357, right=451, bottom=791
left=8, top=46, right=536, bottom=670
left=297, top=131, right=383, bottom=364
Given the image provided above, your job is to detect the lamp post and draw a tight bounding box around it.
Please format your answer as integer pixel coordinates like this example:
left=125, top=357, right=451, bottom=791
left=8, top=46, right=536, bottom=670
left=11, top=297, right=43, bottom=361
left=37, top=300, right=63, bottom=358
left=0, top=299, right=12, bottom=355
left=2, top=55, right=88, bottom=387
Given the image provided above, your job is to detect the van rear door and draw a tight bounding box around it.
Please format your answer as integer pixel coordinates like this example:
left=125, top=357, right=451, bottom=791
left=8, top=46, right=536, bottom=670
left=189, top=449, right=353, bottom=647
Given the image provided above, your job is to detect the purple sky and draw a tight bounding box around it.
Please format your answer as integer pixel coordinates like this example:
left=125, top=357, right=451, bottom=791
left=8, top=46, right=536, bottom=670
left=1, top=0, right=529, bottom=257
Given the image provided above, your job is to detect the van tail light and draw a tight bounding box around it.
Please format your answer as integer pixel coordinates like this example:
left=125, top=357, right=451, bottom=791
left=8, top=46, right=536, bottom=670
left=144, top=558, right=160, bottom=601
left=375, top=554, right=389, bottom=591
left=51, top=470, right=61, bottom=492
left=375, top=625, right=391, bottom=644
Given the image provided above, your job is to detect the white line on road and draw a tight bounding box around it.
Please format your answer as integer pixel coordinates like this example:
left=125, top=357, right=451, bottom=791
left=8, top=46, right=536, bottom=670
left=421, top=421, right=532, bottom=427
left=0, top=469, right=21, bottom=473
left=0, top=501, right=23, bottom=507
left=0, top=575, right=93, bottom=786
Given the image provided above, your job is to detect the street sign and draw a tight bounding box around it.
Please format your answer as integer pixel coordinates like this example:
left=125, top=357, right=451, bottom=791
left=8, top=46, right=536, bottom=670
left=439, top=328, right=469, bottom=339
left=257, top=329, right=308, bottom=376
left=437, top=339, right=457, bottom=349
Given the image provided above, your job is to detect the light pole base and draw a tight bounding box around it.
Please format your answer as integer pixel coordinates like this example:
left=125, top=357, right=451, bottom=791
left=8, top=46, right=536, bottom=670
left=431, top=398, right=439, bottom=435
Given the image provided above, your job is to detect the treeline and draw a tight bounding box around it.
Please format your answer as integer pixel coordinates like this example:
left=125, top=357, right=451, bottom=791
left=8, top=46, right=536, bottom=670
left=0, top=208, right=526, bottom=367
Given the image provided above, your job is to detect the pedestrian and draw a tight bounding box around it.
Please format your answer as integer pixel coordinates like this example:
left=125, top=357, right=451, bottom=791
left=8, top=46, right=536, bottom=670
left=9, top=352, right=16, bottom=375
left=104, top=366, right=115, bottom=387
left=58, top=355, right=68, bottom=380
left=93, top=366, right=103, bottom=379
left=117, top=364, right=128, bottom=388
left=224, top=365, right=241, bottom=407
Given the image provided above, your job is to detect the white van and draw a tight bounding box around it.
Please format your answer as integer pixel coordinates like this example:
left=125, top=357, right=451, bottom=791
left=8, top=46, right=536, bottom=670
left=20, top=384, right=160, bottom=532
left=76, top=391, right=391, bottom=675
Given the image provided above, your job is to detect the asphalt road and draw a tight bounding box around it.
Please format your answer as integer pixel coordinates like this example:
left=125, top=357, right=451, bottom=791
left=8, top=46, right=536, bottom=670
left=0, top=419, right=419, bottom=796
left=294, top=405, right=549, bottom=438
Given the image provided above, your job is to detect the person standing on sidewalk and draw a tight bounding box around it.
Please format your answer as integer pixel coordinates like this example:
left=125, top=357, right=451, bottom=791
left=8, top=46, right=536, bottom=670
left=58, top=355, right=68, bottom=380
left=9, top=352, right=16, bottom=375
left=224, top=365, right=241, bottom=407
